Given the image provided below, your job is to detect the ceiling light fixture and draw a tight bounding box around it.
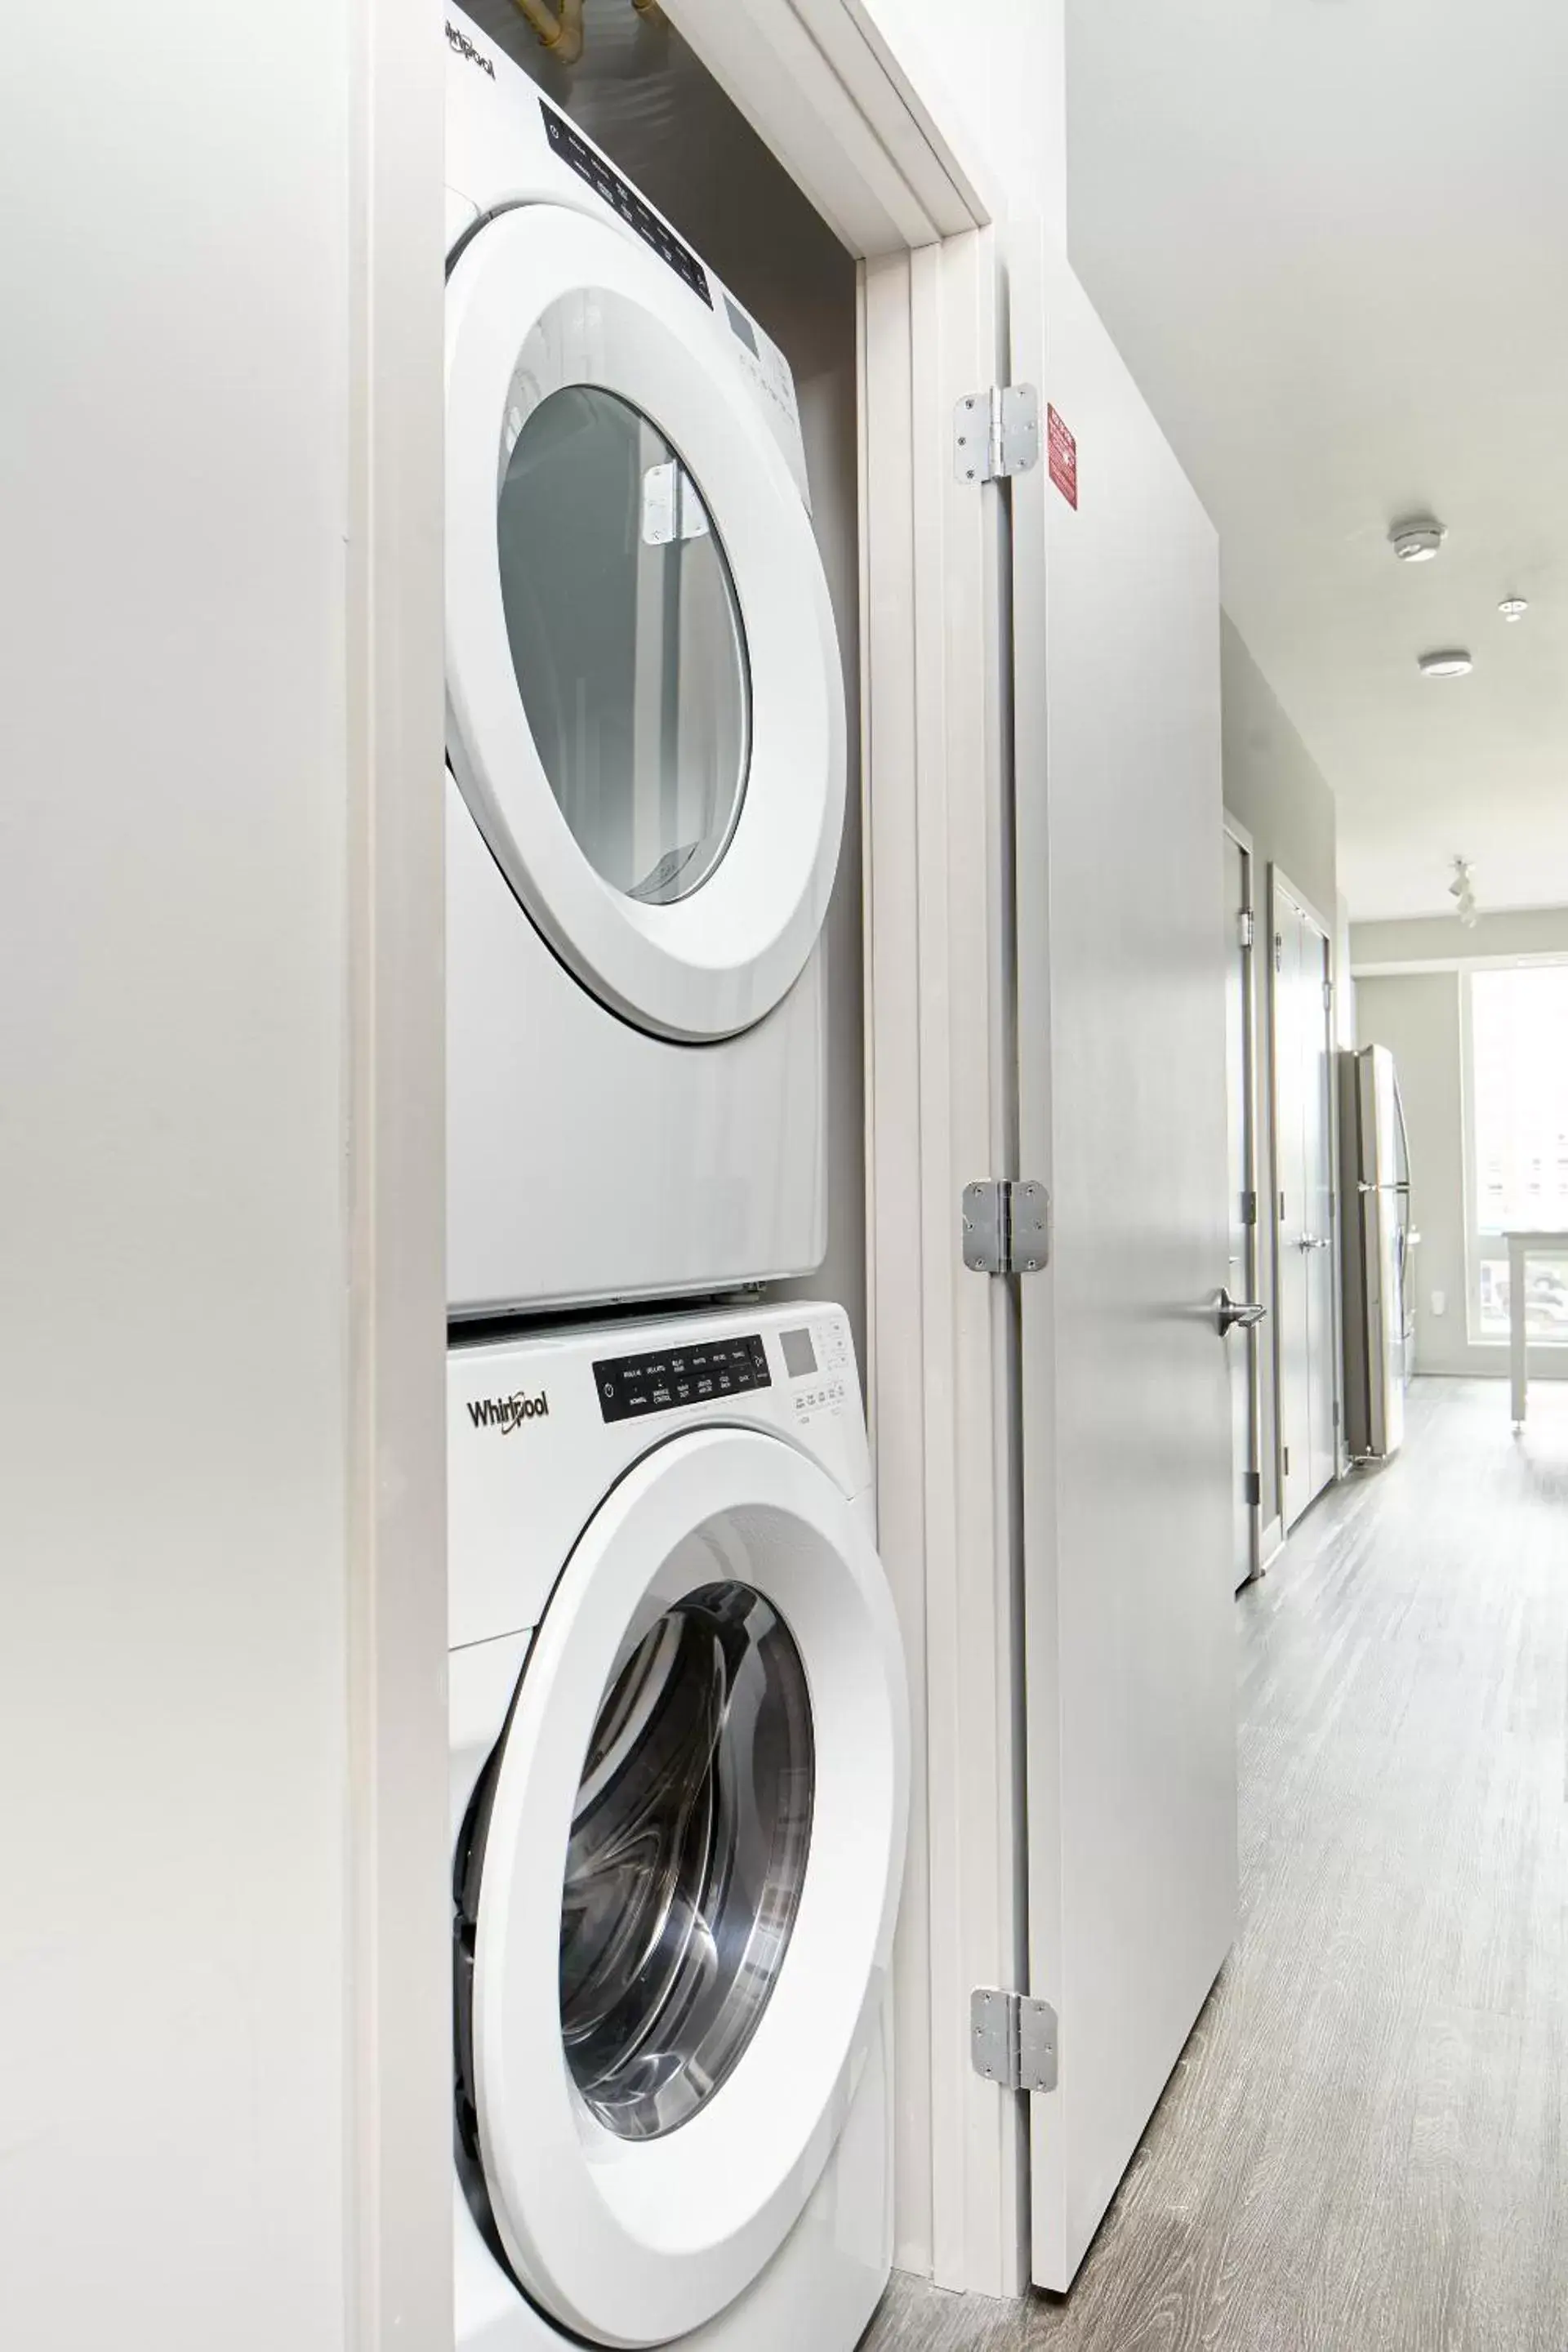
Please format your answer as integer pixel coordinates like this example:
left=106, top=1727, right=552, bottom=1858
left=1419, top=648, right=1473, bottom=679
left=1449, top=857, right=1479, bottom=929
left=1499, top=597, right=1529, bottom=623
left=1389, top=516, right=1447, bottom=563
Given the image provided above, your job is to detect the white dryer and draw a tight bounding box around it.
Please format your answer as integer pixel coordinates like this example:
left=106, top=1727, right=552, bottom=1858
left=444, top=12, right=848, bottom=1316
left=449, top=1301, right=906, bottom=2352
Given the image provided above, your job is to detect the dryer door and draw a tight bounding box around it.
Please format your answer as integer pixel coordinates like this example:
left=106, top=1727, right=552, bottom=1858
left=446, top=203, right=846, bottom=1042
left=457, top=1427, right=906, bottom=2348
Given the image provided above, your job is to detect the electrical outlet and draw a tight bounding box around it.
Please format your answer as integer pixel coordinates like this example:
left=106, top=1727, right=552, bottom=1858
left=1431, top=1290, right=1446, bottom=1317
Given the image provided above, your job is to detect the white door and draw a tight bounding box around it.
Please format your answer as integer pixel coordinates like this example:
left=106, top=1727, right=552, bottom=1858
left=1272, top=879, right=1336, bottom=1526
left=1009, top=226, right=1239, bottom=2292
left=457, top=1427, right=907, bottom=2347
left=445, top=204, right=845, bottom=1040
left=1223, top=827, right=1262, bottom=1591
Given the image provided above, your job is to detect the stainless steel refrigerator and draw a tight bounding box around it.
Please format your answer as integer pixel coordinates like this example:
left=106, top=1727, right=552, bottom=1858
left=1339, top=1044, right=1416, bottom=1461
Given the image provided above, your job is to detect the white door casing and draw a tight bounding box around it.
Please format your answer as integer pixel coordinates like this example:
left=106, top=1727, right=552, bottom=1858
left=1223, top=825, right=1261, bottom=1592
left=1272, top=875, right=1337, bottom=1528
left=1009, top=220, right=1239, bottom=2292
left=469, top=1427, right=908, bottom=2346
left=446, top=203, right=845, bottom=1040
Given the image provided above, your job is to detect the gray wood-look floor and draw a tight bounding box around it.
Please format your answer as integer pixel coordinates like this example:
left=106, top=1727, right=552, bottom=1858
left=863, top=1378, right=1568, bottom=2351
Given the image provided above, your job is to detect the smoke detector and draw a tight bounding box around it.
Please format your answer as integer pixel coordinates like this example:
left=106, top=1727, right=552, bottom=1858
left=1419, top=648, right=1473, bottom=679
left=1499, top=598, right=1529, bottom=623
left=1389, top=517, right=1447, bottom=564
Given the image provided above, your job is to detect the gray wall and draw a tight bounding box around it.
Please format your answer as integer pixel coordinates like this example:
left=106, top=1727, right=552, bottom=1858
left=465, top=5, right=867, bottom=1361
left=1353, top=909, right=1568, bottom=1381
left=1221, top=616, right=1339, bottom=1533
left=1222, top=616, right=1337, bottom=925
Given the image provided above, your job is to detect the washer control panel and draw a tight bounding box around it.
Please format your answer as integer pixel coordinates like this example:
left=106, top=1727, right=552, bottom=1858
left=595, top=1333, right=770, bottom=1423
left=541, top=101, right=712, bottom=306
left=781, top=1316, right=853, bottom=1426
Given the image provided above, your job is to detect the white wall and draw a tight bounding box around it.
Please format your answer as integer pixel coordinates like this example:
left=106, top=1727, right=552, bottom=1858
left=0, top=6, right=448, bottom=2347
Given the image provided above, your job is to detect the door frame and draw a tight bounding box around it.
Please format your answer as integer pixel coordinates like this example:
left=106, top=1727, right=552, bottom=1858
left=347, top=0, right=451, bottom=2342
left=1223, top=813, right=1264, bottom=1583
left=1267, top=866, right=1342, bottom=1531
left=666, top=0, right=1024, bottom=2297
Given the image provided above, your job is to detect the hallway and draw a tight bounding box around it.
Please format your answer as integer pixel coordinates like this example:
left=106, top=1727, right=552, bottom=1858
left=867, top=1378, right=1568, bottom=2350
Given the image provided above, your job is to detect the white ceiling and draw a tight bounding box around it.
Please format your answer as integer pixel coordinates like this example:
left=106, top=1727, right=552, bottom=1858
left=1062, top=0, right=1568, bottom=920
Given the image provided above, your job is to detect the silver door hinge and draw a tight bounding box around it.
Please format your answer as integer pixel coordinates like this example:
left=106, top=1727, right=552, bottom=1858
left=642, top=460, right=710, bottom=546
left=954, top=384, right=1040, bottom=483
left=1241, top=1189, right=1258, bottom=1227
left=1242, top=1468, right=1262, bottom=1508
left=1323, top=978, right=1334, bottom=1011
left=1238, top=909, right=1254, bottom=950
left=971, top=1989, right=1058, bottom=2093
left=963, top=1179, right=1049, bottom=1276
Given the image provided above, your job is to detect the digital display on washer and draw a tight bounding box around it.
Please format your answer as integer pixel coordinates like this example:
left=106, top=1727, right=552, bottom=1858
left=724, top=294, right=760, bottom=356
left=541, top=104, right=713, bottom=307
left=779, top=1327, right=817, bottom=1379
left=594, top=1333, right=771, bottom=1423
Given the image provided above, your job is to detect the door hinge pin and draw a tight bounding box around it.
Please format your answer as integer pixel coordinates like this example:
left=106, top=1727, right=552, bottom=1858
left=970, top=1988, right=1058, bottom=2093
left=954, top=383, right=1040, bottom=483
left=963, top=1179, right=1049, bottom=1276
left=1238, top=909, right=1254, bottom=950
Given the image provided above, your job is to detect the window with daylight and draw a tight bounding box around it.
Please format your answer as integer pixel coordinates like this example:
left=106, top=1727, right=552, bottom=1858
left=1464, top=964, right=1568, bottom=1343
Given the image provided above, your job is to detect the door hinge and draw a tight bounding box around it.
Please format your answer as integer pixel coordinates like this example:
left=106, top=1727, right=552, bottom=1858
left=1283, top=1445, right=1291, bottom=1476
left=1333, top=1397, right=1341, bottom=1429
left=954, top=384, right=1040, bottom=483
left=1275, top=933, right=1284, bottom=973
left=641, top=460, right=710, bottom=546
left=1238, top=909, right=1254, bottom=950
left=1241, top=1189, right=1258, bottom=1227
left=1242, top=1468, right=1262, bottom=1508
left=1323, top=978, right=1334, bottom=1011
left=962, top=1179, right=1049, bottom=1276
left=971, top=1989, right=1058, bottom=2094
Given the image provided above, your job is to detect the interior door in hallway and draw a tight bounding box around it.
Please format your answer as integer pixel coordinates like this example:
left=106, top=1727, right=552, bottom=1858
left=1009, top=224, right=1238, bottom=2292
left=1272, top=877, right=1337, bottom=1526
left=1223, top=826, right=1261, bottom=1590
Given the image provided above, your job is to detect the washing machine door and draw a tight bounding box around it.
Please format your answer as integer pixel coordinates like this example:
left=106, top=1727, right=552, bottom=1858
left=446, top=202, right=846, bottom=1043
left=459, top=1426, right=906, bottom=2348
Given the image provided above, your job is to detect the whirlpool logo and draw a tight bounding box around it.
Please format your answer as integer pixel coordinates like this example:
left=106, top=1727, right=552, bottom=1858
left=466, top=1389, right=550, bottom=1432
left=446, top=20, right=496, bottom=75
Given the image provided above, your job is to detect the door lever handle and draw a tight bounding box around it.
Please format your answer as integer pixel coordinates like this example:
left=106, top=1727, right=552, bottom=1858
left=1217, top=1289, right=1267, bottom=1335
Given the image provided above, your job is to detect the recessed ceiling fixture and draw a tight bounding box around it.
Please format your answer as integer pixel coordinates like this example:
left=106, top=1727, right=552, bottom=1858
left=1419, top=648, right=1473, bottom=679
left=1499, top=597, right=1530, bottom=623
left=1448, top=857, right=1479, bottom=929
left=1389, top=516, right=1447, bottom=563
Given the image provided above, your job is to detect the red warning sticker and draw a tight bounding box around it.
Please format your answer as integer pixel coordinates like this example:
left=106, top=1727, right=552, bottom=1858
left=1047, top=405, right=1078, bottom=510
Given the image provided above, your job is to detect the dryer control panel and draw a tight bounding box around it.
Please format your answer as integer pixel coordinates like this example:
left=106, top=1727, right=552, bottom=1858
left=595, top=1334, right=771, bottom=1423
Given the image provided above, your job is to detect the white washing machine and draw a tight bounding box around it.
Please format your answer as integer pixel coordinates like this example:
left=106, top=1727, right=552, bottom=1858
left=449, top=1300, right=906, bottom=2351
left=444, top=11, right=848, bottom=1317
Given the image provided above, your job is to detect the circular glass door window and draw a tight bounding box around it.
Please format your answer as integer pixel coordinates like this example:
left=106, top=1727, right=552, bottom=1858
left=559, top=1581, right=813, bottom=2140
left=498, top=386, right=752, bottom=907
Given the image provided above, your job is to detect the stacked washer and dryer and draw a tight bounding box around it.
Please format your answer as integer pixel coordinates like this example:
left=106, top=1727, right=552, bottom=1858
left=442, top=16, right=909, bottom=2352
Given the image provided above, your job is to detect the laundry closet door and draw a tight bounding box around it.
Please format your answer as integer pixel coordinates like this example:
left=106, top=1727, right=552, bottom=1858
left=1272, top=877, right=1337, bottom=1527
left=1009, top=223, right=1238, bottom=2293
